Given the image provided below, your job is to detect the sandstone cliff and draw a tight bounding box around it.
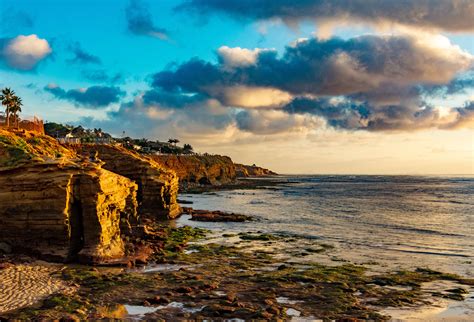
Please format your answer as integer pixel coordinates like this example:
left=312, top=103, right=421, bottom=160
left=235, top=163, right=277, bottom=177
left=0, top=130, right=138, bottom=263
left=74, top=145, right=181, bottom=219
left=151, top=154, right=236, bottom=186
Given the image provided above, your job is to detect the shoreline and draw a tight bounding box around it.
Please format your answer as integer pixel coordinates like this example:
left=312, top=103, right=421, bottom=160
left=180, top=176, right=288, bottom=194
left=1, top=179, right=473, bottom=320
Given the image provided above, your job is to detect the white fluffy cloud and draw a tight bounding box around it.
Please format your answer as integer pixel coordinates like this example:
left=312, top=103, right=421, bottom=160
left=217, top=46, right=267, bottom=69
left=1, top=34, right=52, bottom=70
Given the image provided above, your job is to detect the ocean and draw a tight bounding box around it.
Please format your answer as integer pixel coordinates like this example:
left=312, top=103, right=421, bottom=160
left=178, top=175, right=474, bottom=276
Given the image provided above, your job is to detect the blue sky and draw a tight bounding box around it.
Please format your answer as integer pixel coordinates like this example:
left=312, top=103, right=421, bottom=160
left=1, top=0, right=473, bottom=173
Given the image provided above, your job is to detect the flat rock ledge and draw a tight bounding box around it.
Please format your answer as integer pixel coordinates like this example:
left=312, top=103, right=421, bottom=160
left=183, top=207, right=253, bottom=222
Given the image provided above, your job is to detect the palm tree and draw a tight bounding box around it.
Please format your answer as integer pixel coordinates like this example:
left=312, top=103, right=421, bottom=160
left=10, top=96, right=23, bottom=128
left=0, top=87, right=15, bottom=127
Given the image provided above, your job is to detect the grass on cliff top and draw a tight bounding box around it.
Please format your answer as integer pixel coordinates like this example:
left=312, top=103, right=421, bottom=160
left=0, top=130, right=75, bottom=168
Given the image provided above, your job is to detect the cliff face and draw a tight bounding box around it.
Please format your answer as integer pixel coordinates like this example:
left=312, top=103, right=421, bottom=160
left=235, top=163, right=277, bottom=177
left=74, top=145, right=181, bottom=219
left=0, top=130, right=138, bottom=263
left=151, top=154, right=236, bottom=186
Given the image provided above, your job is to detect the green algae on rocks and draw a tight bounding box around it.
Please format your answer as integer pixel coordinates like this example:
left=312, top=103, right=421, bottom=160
left=4, top=228, right=473, bottom=320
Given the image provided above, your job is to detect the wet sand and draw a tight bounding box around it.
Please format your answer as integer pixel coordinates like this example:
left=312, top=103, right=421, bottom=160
left=0, top=263, right=74, bottom=313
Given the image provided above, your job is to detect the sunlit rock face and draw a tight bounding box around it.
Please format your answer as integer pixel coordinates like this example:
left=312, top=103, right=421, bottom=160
left=75, top=145, right=181, bottom=219
left=73, top=165, right=138, bottom=263
left=0, top=163, right=138, bottom=263
left=0, top=130, right=138, bottom=263
left=235, top=164, right=277, bottom=177
left=151, top=154, right=236, bottom=186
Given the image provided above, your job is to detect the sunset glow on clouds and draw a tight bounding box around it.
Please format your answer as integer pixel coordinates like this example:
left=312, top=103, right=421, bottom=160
left=1, top=0, right=473, bottom=174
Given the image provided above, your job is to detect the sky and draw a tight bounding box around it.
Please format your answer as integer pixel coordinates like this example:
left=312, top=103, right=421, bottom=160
left=0, top=0, right=473, bottom=174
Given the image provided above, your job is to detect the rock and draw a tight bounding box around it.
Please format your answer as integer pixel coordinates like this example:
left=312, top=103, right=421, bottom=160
left=0, top=262, right=13, bottom=269
left=226, top=293, right=236, bottom=302
left=235, top=163, right=277, bottom=177
left=202, top=304, right=236, bottom=316
left=151, top=154, right=236, bottom=186
left=177, top=199, right=193, bottom=204
left=200, top=282, right=219, bottom=290
left=0, top=130, right=138, bottom=263
left=133, top=245, right=153, bottom=265
left=74, top=145, right=180, bottom=219
left=266, top=305, right=281, bottom=315
left=189, top=210, right=253, bottom=222
left=148, top=296, right=170, bottom=305
left=176, top=286, right=193, bottom=293
left=0, top=242, right=12, bottom=254
left=264, top=298, right=274, bottom=306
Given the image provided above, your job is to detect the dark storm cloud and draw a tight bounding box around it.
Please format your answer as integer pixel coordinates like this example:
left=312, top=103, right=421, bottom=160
left=44, top=84, right=125, bottom=108
left=67, top=43, right=102, bottom=65
left=126, top=0, right=169, bottom=39
left=178, top=0, right=474, bottom=32
left=151, top=34, right=472, bottom=99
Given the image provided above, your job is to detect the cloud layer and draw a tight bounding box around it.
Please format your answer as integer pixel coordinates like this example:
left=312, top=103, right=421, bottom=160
left=179, top=0, right=474, bottom=33
left=1, top=34, right=52, bottom=70
left=152, top=34, right=472, bottom=99
left=126, top=0, right=169, bottom=39
left=137, top=33, right=474, bottom=132
left=44, top=84, right=125, bottom=108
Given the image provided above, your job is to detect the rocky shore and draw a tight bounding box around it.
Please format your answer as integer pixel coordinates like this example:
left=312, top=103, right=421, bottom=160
left=0, top=129, right=179, bottom=264
left=1, top=129, right=472, bottom=320
left=1, top=226, right=473, bottom=320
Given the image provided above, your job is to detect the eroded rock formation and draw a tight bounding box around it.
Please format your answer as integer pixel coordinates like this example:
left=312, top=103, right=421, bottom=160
left=0, top=130, right=138, bottom=263
left=235, top=163, right=277, bottom=177
left=74, top=145, right=181, bottom=219
left=151, top=154, right=236, bottom=186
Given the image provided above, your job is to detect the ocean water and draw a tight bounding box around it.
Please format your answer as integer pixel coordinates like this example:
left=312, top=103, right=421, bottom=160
left=177, top=175, right=474, bottom=277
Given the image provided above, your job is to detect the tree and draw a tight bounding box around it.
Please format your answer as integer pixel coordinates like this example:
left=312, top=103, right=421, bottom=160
left=183, top=143, right=194, bottom=154
left=0, top=87, right=15, bottom=127
left=168, top=138, right=180, bottom=146
left=10, top=96, right=23, bottom=128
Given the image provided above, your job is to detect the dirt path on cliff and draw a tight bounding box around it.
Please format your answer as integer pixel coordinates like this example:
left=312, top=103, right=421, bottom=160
left=0, top=263, right=74, bottom=313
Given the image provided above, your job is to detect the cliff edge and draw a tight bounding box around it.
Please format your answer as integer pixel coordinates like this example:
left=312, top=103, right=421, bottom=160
left=74, top=145, right=181, bottom=219
left=0, top=129, right=138, bottom=263
left=235, top=163, right=277, bottom=177
left=151, top=154, right=236, bottom=186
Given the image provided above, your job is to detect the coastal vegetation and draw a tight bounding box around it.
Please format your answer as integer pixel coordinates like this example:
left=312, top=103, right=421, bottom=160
left=1, top=88, right=23, bottom=128
left=44, top=121, right=194, bottom=155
